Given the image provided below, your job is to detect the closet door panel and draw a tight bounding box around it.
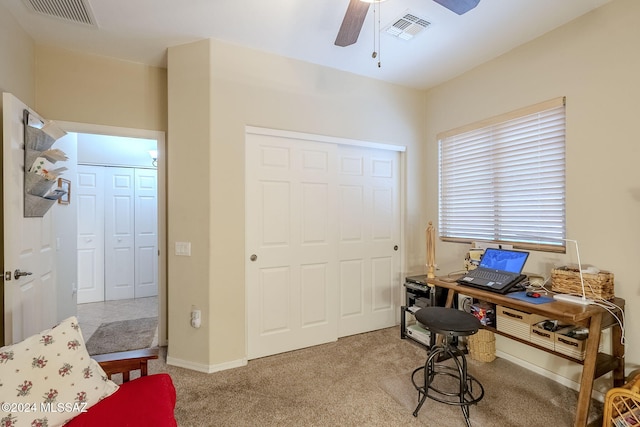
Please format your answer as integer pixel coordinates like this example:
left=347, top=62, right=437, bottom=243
left=134, top=168, right=158, bottom=298
left=76, top=166, right=105, bottom=304
left=104, top=167, right=135, bottom=300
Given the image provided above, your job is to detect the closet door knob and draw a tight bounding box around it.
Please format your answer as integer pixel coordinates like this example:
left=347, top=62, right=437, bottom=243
left=250, top=254, right=257, bottom=262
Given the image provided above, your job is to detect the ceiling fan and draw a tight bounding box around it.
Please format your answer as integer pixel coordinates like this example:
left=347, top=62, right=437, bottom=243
left=335, top=0, right=480, bottom=47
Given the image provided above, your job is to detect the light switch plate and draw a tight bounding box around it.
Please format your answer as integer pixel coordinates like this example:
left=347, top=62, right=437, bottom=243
left=175, top=241, right=191, bottom=256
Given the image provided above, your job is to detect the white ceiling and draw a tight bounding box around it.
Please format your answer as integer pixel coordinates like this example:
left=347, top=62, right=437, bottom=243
left=1, top=0, right=612, bottom=89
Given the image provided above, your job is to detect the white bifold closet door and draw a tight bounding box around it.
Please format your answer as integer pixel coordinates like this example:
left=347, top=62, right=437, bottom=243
left=246, top=132, right=400, bottom=360
left=77, top=165, right=157, bottom=303
left=104, top=167, right=135, bottom=300
left=77, top=167, right=106, bottom=304
left=134, top=168, right=159, bottom=298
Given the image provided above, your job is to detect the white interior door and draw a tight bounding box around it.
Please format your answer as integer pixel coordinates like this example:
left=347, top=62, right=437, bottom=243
left=246, top=134, right=339, bottom=359
left=2, top=93, right=58, bottom=344
left=134, top=168, right=158, bottom=298
left=337, top=146, right=400, bottom=337
left=76, top=165, right=105, bottom=304
left=104, top=167, right=135, bottom=300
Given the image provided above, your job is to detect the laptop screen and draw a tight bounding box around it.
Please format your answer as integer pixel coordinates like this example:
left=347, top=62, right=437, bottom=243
left=478, top=248, right=529, bottom=273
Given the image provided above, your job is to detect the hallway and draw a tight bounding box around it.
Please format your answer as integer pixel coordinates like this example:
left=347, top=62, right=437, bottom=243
left=77, top=296, right=158, bottom=346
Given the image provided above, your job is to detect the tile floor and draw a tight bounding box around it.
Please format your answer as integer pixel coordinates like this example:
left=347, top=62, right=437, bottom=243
left=76, top=296, right=158, bottom=345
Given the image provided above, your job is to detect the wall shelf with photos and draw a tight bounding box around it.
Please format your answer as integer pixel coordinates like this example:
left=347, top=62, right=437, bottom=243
left=23, top=110, right=68, bottom=217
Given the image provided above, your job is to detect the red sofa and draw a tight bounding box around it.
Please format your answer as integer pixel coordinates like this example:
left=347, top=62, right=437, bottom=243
left=66, top=349, right=177, bottom=427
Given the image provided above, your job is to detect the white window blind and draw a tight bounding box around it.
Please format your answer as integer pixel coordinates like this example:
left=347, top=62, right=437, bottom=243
left=438, top=97, right=566, bottom=252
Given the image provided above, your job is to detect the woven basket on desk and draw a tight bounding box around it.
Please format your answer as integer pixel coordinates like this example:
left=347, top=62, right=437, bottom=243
left=551, top=266, right=614, bottom=300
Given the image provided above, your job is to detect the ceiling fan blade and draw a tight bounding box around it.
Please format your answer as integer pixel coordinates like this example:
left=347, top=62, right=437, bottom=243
left=335, top=0, right=371, bottom=47
left=432, top=0, right=480, bottom=15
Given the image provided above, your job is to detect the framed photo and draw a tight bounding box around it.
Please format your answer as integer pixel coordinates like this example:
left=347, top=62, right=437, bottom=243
left=58, top=178, right=71, bottom=205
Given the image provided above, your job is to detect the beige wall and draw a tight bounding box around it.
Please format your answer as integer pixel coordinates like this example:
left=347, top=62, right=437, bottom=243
left=167, top=39, right=427, bottom=368
left=34, top=45, right=167, bottom=131
left=166, top=40, right=213, bottom=367
left=424, top=0, right=640, bottom=387
left=0, top=4, right=34, bottom=106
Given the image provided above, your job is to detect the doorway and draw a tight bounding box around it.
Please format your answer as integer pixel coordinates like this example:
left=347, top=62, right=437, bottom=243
left=58, top=121, right=167, bottom=347
left=76, top=165, right=158, bottom=303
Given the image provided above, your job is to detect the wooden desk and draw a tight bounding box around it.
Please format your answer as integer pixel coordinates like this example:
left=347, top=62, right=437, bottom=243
left=427, top=276, right=625, bottom=427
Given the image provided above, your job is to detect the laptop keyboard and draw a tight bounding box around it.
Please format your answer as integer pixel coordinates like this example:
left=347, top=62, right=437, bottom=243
left=473, top=270, right=510, bottom=283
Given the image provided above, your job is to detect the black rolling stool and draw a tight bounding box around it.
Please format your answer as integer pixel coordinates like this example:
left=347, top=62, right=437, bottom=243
left=411, top=306, right=485, bottom=427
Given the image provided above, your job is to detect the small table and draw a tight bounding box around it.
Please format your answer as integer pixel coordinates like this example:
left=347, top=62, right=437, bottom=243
left=93, top=347, right=159, bottom=382
left=424, top=276, right=625, bottom=427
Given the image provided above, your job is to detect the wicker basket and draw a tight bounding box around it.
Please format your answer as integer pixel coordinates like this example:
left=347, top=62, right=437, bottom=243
left=551, top=266, right=614, bottom=300
left=603, top=372, right=640, bottom=426
left=468, top=329, right=496, bottom=363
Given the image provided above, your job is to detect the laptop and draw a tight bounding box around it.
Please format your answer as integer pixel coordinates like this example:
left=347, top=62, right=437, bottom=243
left=456, top=248, right=529, bottom=294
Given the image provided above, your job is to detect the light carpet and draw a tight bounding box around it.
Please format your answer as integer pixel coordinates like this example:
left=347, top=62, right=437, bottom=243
left=140, top=327, right=604, bottom=426
left=85, top=317, right=158, bottom=355
left=378, top=357, right=603, bottom=426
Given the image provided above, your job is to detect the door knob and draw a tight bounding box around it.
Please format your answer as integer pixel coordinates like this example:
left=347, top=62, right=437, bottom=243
left=393, top=245, right=398, bottom=251
left=250, top=254, right=258, bottom=261
left=14, top=269, right=33, bottom=280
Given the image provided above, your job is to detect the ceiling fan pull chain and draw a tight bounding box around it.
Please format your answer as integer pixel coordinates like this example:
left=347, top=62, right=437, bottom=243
left=372, top=4, right=378, bottom=61
left=370, top=1, right=382, bottom=68
left=372, top=4, right=376, bottom=57
left=378, top=2, right=382, bottom=68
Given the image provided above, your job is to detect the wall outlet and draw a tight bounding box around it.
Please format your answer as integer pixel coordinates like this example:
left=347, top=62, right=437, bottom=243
left=191, top=308, right=201, bottom=328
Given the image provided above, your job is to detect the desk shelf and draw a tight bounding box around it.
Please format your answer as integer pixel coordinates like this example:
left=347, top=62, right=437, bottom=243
left=486, top=325, right=621, bottom=375
left=400, top=280, right=430, bottom=343
left=400, top=278, right=464, bottom=352
left=400, top=305, right=430, bottom=349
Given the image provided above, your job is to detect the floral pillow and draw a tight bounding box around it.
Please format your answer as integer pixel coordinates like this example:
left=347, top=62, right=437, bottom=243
left=0, top=316, right=119, bottom=427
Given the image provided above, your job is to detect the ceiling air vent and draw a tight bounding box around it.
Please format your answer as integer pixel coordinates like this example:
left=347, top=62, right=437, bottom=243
left=384, top=13, right=431, bottom=40
left=21, top=0, right=97, bottom=26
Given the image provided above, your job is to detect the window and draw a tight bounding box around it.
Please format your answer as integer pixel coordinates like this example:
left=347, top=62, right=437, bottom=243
left=438, top=97, right=566, bottom=252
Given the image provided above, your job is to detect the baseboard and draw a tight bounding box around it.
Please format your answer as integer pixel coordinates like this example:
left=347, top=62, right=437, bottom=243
left=166, top=355, right=248, bottom=373
left=495, top=350, right=605, bottom=402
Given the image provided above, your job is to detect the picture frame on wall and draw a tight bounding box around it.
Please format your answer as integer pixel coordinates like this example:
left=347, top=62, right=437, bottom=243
left=58, top=178, right=71, bottom=205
